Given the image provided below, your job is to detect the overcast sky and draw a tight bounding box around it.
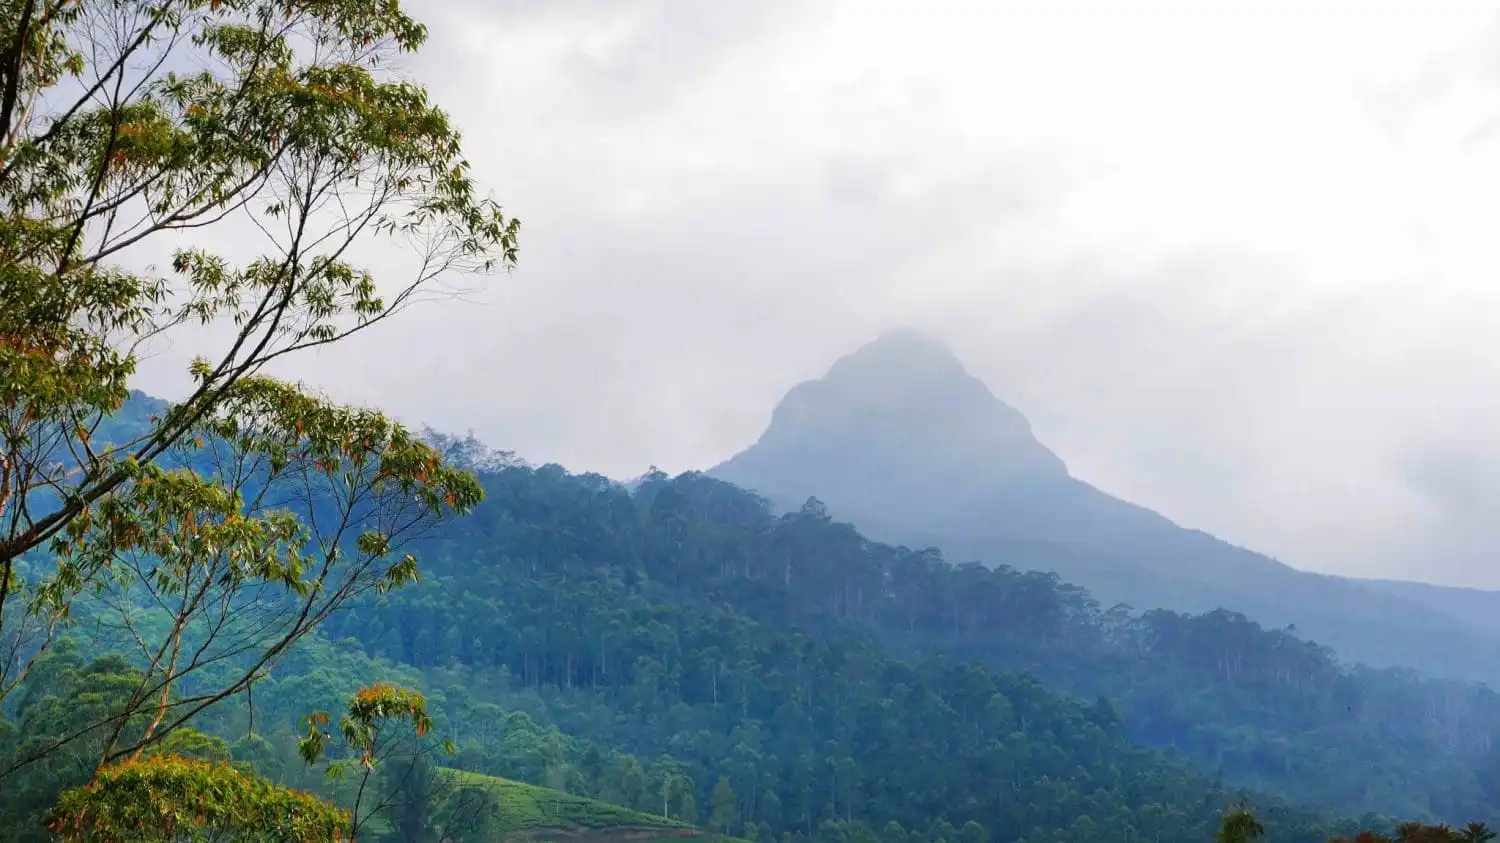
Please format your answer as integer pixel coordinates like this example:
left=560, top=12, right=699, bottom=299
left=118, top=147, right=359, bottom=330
left=134, top=1, right=1500, bottom=588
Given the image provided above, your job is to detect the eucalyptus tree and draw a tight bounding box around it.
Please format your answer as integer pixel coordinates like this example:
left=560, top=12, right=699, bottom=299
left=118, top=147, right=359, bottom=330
left=0, top=0, right=517, bottom=815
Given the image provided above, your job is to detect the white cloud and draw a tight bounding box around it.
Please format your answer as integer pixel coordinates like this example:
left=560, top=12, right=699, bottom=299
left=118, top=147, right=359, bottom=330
left=133, top=0, right=1500, bottom=586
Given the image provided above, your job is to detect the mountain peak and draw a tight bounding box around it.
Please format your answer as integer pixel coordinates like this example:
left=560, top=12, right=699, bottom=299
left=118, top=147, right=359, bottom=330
left=813, top=329, right=982, bottom=396
left=711, top=331, right=1068, bottom=524
left=832, top=327, right=956, bottom=368
left=762, top=330, right=1056, bottom=457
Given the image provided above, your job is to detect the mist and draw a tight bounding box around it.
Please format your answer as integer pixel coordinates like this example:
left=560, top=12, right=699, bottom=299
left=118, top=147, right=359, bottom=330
left=132, top=1, right=1500, bottom=587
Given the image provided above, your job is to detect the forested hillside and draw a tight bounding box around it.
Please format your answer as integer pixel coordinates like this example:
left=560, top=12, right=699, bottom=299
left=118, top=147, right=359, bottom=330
left=0, top=403, right=1361, bottom=843
left=307, top=447, right=1500, bottom=827
left=7, top=393, right=1493, bottom=841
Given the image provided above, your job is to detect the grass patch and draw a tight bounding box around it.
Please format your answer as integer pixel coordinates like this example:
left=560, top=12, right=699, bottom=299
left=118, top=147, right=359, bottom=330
left=441, top=768, right=700, bottom=838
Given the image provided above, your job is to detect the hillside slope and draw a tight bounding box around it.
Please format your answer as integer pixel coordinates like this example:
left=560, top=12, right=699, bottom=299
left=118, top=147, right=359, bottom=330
left=90, top=390, right=1500, bottom=824
left=27, top=390, right=1481, bottom=838
left=709, top=330, right=1500, bottom=685
left=440, top=770, right=722, bottom=843
left=301, top=460, right=1500, bottom=824
left=1361, top=578, right=1500, bottom=640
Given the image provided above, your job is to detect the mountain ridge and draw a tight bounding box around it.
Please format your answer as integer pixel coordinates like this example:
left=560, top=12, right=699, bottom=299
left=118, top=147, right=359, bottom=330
left=709, top=331, right=1500, bottom=684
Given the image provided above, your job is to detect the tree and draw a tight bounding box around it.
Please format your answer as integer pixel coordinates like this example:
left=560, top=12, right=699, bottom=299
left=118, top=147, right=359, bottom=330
left=710, top=774, right=738, bottom=833
left=48, top=753, right=350, bottom=842
left=1217, top=802, right=1265, bottom=843
left=578, top=743, right=605, bottom=795
left=1464, top=824, right=1498, bottom=843
left=380, top=754, right=440, bottom=843
left=610, top=755, right=647, bottom=812
left=33, top=681, right=442, bottom=840
left=296, top=681, right=450, bottom=839
left=651, top=756, right=693, bottom=821
left=0, top=649, right=148, bottom=839
left=148, top=726, right=230, bottom=762
left=540, top=728, right=569, bottom=793
left=0, top=0, right=515, bottom=815
left=960, top=820, right=986, bottom=843
left=760, top=788, right=783, bottom=828
left=374, top=752, right=504, bottom=843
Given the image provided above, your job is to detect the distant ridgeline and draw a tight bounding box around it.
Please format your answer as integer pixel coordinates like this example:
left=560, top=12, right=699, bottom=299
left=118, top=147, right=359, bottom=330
left=710, top=330, right=1500, bottom=687
left=8, top=387, right=1498, bottom=843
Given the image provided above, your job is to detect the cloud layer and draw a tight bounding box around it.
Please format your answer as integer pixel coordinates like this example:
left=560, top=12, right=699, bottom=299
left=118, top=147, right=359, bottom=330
left=134, top=1, right=1500, bottom=587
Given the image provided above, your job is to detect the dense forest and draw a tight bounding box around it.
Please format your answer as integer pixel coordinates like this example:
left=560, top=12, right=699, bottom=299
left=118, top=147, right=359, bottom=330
left=6, top=401, right=1497, bottom=841
left=0, top=625, right=1349, bottom=843
left=312, top=448, right=1500, bottom=826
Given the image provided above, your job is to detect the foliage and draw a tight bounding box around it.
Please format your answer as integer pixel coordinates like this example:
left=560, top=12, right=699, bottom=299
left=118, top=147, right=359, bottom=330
left=1329, top=820, right=1499, bottom=843
left=21, top=428, right=1500, bottom=841
left=48, top=753, right=349, bottom=842
left=1217, top=802, right=1266, bottom=843
left=295, top=678, right=471, bottom=834
left=330, top=463, right=1500, bottom=825
left=299, top=681, right=436, bottom=769
left=294, top=681, right=452, bottom=838
left=0, top=0, right=515, bottom=835
left=372, top=753, right=507, bottom=843
left=0, top=644, right=152, bottom=837
left=245, top=471, right=1358, bottom=843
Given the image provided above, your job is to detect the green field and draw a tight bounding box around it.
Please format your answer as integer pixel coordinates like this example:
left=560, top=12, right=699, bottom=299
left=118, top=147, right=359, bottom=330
left=440, top=769, right=742, bottom=843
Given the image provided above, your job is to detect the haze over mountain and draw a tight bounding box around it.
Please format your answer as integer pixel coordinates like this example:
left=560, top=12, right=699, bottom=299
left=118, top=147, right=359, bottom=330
left=119, top=4, right=1500, bottom=594
left=711, top=330, right=1500, bottom=684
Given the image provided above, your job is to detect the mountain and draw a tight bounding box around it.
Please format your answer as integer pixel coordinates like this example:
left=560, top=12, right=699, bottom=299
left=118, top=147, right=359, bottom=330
left=710, top=330, right=1500, bottom=685
left=12, top=389, right=1491, bottom=839
left=1361, top=577, right=1500, bottom=641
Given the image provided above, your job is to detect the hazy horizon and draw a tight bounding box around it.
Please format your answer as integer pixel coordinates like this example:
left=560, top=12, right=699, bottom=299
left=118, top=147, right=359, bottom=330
left=130, top=1, right=1500, bottom=589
